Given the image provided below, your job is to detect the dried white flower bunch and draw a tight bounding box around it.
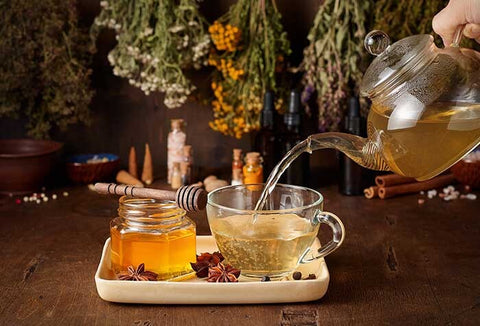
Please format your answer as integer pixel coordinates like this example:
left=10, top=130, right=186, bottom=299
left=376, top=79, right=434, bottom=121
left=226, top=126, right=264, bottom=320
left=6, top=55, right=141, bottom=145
left=93, top=0, right=210, bottom=108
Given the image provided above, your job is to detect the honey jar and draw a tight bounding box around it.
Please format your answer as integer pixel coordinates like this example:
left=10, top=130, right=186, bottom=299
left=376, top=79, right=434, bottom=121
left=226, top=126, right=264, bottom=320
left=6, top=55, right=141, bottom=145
left=110, top=197, right=196, bottom=280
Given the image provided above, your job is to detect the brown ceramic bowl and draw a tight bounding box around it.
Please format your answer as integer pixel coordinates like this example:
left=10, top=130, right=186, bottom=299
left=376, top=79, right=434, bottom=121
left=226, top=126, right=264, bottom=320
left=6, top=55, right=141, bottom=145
left=0, top=139, right=63, bottom=195
left=66, top=153, right=119, bottom=184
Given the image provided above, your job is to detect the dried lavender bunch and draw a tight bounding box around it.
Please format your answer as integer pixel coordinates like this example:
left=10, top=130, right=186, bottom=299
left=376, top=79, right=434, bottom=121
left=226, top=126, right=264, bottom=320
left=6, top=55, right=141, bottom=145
left=301, top=0, right=369, bottom=132
left=92, top=0, right=210, bottom=109
left=0, top=0, right=93, bottom=139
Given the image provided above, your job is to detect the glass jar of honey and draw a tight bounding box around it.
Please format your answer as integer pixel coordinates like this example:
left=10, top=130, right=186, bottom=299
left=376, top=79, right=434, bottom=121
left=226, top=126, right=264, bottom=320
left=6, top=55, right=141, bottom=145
left=110, top=197, right=196, bottom=280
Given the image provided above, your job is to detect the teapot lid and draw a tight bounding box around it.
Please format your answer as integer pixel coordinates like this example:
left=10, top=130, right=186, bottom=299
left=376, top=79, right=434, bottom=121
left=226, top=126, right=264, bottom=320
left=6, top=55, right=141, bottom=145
left=360, top=31, right=435, bottom=97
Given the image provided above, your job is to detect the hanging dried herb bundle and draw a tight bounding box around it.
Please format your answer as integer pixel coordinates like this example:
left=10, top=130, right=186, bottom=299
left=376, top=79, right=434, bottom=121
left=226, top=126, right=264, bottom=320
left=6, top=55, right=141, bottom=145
left=372, top=0, right=446, bottom=42
left=301, top=0, right=369, bottom=132
left=0, top=0, right=93, bottom=139
left=208, top=0, right=290, bottom=139
left=92, top=0, right=210, bottom=109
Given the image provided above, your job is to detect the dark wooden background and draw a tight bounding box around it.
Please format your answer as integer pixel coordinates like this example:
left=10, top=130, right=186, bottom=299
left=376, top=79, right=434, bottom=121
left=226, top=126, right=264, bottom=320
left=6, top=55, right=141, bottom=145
left=0, top=0, right=340, bottom=185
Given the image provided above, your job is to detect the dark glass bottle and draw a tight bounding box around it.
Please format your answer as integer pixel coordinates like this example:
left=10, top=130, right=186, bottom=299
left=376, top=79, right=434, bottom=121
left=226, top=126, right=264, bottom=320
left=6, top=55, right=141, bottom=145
left=254, top=91, right=277, bottom=178
left=338, top=96, right=366, bottom=195
left=280, top=90, right=310, bottom=186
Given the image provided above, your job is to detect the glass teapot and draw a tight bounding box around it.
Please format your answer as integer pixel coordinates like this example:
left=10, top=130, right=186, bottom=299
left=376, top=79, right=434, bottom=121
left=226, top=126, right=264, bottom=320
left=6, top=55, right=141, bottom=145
left=300, top=26, right=480, bottom=181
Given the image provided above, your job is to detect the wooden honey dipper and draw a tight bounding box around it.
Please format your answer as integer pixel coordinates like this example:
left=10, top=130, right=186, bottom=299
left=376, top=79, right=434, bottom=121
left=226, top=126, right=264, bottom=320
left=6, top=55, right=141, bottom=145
left=94, top=183, right=207, bottom=212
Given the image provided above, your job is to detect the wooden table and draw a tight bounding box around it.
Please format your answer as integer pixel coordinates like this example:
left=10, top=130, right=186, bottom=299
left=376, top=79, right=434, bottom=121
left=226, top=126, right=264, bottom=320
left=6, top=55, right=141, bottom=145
left=0, top=184, right=479, bottom=325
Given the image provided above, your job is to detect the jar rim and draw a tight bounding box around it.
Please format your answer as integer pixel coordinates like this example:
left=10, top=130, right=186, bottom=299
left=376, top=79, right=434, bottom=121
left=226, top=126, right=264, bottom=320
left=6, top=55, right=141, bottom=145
left=118, top=196, right=185, bottom=221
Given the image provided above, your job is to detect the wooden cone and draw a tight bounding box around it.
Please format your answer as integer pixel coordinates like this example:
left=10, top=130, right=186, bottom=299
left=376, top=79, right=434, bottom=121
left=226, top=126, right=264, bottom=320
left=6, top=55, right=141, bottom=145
left=116, top=170, right=143, bottom=187
left=142, top=143, right=153, bottom=185
left=128, top=146, right=138, bottom=178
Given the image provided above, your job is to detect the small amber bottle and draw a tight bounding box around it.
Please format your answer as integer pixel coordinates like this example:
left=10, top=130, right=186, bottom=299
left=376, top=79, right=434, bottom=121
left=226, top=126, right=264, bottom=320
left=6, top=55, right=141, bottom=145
left=243, top=152, right=263, bottom=184
left=110, top=197, right=196, bottom=280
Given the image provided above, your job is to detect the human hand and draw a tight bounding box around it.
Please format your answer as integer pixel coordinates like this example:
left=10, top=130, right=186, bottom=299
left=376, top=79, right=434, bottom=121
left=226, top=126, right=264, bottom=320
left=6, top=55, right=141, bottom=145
left=432, top=0, right=480, bottom=46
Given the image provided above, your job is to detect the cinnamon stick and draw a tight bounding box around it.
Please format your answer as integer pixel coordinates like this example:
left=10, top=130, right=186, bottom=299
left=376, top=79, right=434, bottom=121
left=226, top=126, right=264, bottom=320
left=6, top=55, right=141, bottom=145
left=364, top=186, right=379, bottom=199
left=378, top=174, right=455, bottom=199
left=375, top=174, right=416, bottom=187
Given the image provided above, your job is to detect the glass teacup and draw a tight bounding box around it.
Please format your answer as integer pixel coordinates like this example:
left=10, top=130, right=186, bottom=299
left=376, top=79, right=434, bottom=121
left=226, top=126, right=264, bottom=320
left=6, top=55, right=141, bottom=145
left=207, top=184, right=345, bottom=279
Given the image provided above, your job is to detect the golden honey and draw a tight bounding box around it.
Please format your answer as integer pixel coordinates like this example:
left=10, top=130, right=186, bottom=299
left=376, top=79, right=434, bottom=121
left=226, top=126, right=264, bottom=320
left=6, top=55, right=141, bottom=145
left=110, top=197, right=196, bottom=280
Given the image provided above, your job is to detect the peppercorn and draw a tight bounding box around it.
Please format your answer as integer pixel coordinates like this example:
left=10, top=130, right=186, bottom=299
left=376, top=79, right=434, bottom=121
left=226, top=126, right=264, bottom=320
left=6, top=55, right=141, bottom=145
left=306, top=274, right=316, bottom=280
left=261, top=276, right=270, bottom=282
left=292, top=271, right=302, bottom=280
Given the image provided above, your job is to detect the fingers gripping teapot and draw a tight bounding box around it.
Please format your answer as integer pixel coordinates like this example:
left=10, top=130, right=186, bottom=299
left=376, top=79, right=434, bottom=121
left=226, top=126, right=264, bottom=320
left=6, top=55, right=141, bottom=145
left=301, top=27, right=480, bottom=181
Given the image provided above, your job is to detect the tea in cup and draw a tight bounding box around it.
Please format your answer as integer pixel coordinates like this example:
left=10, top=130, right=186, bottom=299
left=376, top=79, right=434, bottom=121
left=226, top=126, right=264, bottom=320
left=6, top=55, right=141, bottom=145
left=207, top=184, right=344, bottom=279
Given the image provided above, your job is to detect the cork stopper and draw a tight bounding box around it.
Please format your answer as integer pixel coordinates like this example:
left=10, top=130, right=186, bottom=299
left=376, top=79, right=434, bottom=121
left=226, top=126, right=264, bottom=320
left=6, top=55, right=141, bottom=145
left=183, top=145, right=192, bottom=157
left=171, top=119, right=184, bottom=130
left=233, top=148, right=242, bottom=159
left=245, top=152, right=261, bottom=164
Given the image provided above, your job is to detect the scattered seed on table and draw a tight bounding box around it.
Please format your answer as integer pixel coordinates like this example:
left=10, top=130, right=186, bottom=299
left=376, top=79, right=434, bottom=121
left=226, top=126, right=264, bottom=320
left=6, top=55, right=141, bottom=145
left=43, top=197, right=48, bottom=202
left=63, top=192, right=69, bottom=197
left=462, top=193, right=477, bottom=200
left=418, top=198, right=425, bottom=205
left=36, top=199, right=41, bottom=204
left=15, top=199, right=21, bottom=205
left=23, top=197, right=28, bottom=202
left=52, top=194, right=57, bottom=200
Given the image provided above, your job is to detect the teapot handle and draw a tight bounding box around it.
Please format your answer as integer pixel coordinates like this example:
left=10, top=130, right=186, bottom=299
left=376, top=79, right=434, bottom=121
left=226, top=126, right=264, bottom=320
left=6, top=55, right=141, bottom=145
left=451, top=25, right=465, bottom=48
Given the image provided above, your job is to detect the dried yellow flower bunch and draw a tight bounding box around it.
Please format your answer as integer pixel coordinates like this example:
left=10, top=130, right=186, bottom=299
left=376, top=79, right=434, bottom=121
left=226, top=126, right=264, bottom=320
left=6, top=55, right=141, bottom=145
left=208, top=0, right=290, bottom=138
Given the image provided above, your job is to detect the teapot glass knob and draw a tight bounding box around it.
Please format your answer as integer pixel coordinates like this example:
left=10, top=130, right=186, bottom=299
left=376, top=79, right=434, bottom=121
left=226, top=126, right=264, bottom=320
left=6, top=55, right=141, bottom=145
left=364, top=30, right=391, bottom=56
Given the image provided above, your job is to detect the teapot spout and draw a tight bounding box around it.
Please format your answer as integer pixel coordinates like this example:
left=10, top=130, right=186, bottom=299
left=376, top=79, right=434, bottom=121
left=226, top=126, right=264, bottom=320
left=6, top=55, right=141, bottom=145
left=307, top=132, right=391, bottom=171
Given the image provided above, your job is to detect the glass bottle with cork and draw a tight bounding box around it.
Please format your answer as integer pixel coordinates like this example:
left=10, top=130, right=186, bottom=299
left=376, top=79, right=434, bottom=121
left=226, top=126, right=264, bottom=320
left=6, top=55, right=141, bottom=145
left=171, top=162, right=182, bottom=190
left=231, top=148, right=243, bottom=185
left=167, top=119, right=186, bottom=184
left=181, top=145, right=193, bottom=186
left=110, top=197, right=196, bottom=280
left=243, top=152, right=263, bottom=184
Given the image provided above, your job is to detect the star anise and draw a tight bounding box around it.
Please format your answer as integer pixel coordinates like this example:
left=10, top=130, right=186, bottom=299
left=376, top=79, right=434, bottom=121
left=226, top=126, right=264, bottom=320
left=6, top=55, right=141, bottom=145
left=207, top=263, right=241, bottom=282
left=117, top=263, right=158, bottom=281
left=190, top=251, right=224, bottom=278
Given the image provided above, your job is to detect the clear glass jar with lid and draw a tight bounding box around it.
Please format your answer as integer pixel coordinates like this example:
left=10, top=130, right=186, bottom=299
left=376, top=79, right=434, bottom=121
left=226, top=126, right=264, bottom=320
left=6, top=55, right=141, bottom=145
left=110, top=197, right=196, bottom=280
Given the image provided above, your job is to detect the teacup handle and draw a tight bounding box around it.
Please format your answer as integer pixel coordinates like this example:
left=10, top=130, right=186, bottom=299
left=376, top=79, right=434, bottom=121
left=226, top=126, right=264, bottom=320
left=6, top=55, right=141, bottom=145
left=302, top=211, right=345, bottom=263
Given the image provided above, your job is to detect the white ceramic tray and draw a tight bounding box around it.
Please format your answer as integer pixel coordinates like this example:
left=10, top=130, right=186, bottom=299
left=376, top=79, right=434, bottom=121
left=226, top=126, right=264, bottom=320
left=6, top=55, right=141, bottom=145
left=95, top=236, right=329, bottom=304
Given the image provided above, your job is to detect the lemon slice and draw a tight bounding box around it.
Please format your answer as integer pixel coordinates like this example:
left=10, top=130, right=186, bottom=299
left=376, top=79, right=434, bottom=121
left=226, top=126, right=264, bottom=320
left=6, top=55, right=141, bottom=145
left=166, top=271, right=197, bottom=282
